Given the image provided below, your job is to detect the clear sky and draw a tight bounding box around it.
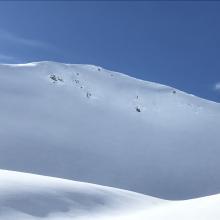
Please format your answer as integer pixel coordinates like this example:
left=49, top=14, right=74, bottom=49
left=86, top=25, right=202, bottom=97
left=0, top=1, right=219, bottom=102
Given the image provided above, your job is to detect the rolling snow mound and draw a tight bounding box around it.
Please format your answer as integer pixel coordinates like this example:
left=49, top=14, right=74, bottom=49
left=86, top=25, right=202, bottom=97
left=1, top=170, right=220, bottom=220
left=0, top=169, right=163, bottom=220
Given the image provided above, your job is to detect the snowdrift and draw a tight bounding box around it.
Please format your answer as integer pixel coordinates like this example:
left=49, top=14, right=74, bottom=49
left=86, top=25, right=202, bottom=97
left=1, top=170, right=220, bottom=220
left=0, top=169, right=163, bottom=220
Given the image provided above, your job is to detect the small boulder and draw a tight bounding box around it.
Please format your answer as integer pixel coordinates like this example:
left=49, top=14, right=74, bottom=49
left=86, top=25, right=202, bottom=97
left=136, top=107, right=141, bottom=112
left=50, top=74, right=57, bottom=82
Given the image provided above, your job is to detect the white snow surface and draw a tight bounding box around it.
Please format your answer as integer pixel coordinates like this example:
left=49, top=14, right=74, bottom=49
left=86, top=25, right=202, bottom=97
left=0, top=61, right=220, bottom=200
left=1, top=170, right=220, bottom=220
left=0, top=169, right=163, bottom=220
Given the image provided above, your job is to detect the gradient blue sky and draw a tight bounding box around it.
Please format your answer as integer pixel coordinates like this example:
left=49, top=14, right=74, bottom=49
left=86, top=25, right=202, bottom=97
left=0, top=1, right=220, bottom=102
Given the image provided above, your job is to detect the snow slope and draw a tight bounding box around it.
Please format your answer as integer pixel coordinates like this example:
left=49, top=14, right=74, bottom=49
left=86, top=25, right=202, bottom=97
left=1, top=170, right=220, bottom=220
left=0, top=61, right=220, bottom=199
left=0, top=169, right=164, bottom=220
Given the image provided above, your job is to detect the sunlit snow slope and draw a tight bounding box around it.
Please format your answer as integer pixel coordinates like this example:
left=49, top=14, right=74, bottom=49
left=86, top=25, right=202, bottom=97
left=0, top=61, right=220, bottom=199
left=1, top=170, right=220, bottom=220
left=0, top=169, right=164, bottom=220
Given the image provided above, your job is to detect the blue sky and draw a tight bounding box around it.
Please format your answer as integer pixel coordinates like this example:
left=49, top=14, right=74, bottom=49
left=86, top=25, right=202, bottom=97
left=0, top=1, right=219, bottom=102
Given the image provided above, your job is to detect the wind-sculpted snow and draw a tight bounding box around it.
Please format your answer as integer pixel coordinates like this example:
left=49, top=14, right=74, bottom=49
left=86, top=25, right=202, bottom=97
left=0, top=61, right=220, bottom=199
left=1, top=170, right=220, bottom=220
left=0, top=170, right=163, bottom=220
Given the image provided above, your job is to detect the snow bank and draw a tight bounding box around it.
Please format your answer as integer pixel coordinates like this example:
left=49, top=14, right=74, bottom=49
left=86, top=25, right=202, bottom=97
left=1, top=170, right=220, bottom=220
left=0, top=169, right=163, bottom=220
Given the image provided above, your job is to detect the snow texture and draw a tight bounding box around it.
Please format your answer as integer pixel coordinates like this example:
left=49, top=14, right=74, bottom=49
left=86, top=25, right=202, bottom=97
left=0, top=170, right=220, bottom=220
left=0, top=61, right=220, bottom=200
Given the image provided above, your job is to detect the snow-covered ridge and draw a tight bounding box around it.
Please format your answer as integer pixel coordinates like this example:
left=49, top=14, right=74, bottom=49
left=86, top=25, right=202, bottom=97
left=0, top=61, right=220, bottom=200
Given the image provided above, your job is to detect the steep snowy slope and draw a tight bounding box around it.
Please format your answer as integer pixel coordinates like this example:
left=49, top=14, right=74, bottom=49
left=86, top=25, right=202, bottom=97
left=1, top=170, right=220, bottom=220
left=0, top=61, right=220, bottom=199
